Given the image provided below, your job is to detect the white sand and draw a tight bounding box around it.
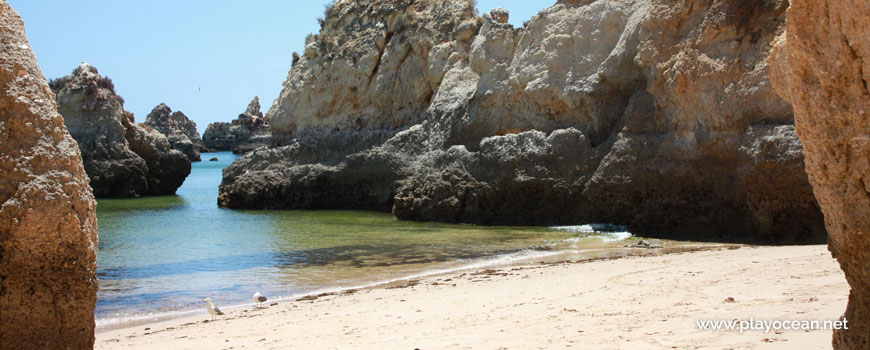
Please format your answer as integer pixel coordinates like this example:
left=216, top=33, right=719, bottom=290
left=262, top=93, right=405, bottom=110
left=96, top=245, right=848, bottom=350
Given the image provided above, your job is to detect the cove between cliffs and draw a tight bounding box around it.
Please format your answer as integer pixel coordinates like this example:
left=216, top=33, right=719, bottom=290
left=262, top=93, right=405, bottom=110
left=95, top=152, right=725, bottom=330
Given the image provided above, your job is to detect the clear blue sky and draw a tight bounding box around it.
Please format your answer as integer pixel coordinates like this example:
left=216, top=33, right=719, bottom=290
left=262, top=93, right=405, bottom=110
left=9, top=1, right=547, bottom=134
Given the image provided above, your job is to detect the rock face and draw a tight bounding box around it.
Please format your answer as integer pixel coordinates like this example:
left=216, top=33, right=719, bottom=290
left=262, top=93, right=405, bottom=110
left=221, top=0, right=825, bottom=243
left=0, top=2, right=99, bottom=349
left=144, top=103, right=206, bottom=161
left=770, top=0, right=870, bottom=347
left=203, top=96, right=271, bottom=154
left=51, top=63, right=190, bottom=197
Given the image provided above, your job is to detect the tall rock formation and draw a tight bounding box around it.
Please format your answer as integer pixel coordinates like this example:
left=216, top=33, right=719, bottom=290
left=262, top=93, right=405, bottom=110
left=221, top=0, right=825, bottom=243
left=144, top=103, right=206, bottom=161
left=203, top=96, right=271, bottom=154
left=770, top=0, right=870, bottom=347
left=0, top=2, right=99, bottom=348
left=51, top=63, right=190, bottom=197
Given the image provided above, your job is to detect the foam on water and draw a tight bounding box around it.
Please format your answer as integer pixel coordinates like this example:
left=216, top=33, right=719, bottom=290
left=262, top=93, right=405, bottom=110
left=550, top=224, right=633, bottom=243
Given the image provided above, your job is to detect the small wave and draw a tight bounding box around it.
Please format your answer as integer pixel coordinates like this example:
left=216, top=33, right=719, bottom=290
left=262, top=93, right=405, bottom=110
left=599, top=231, right=632, bottom=242
left=96, top=308, right=202, bottom=329
left=551, top=223, right=633, bottom=242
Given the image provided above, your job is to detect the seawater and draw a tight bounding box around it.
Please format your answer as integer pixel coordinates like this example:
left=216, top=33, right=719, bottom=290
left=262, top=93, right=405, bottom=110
left=95, top=152, right=690, bottom=329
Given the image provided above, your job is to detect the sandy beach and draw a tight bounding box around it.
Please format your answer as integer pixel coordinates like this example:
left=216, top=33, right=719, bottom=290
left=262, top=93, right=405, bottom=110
left=95, top=245, right=848, bottom=349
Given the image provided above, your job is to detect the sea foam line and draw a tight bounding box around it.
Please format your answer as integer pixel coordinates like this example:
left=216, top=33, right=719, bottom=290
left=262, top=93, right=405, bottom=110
left=550, top=223, right=633, bottom=243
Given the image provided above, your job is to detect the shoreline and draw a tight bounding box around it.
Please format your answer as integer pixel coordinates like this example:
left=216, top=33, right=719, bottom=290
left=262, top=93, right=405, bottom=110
left=95, top=245, right=848, bottom=349
left=95, top=242, right=729, bottom=332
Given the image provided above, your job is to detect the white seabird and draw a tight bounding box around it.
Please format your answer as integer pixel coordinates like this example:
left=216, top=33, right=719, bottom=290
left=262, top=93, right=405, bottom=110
left=203, top=297, right=224, bottom=320
left=253, top=292, right=267, bottom=307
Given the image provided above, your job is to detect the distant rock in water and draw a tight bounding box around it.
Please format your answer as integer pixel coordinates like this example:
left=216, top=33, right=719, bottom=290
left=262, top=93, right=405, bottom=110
left=220, top=0, right=824, bottom=243
left=0, top=2, right=99, bottom=348
left=209, top=157, right=219, bottom=162
left=51, top=63, right=191, bottom=197
left=203, top=96, right=272, bottom=154
left=145, top=103, right=207, bottom=161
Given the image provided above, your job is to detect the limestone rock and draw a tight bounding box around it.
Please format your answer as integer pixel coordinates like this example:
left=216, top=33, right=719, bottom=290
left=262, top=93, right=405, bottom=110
left=266, top=0, right=480, bottom=159
left=144, top=103, right=206, bottom=161
left=489, top=8, right=509, bottom=24
left=221, top=0, right=824, bottom=243
left=579, top=0, right=822, bottom=241
left=203, top=96, right=271, bottom=154
left=245, top=96, right=264, bottom=119
left=51, top=63, right=190, bottom=197
left=0, top=2, right=99, bottom=348
left=770, top=0, right=870, bottom=347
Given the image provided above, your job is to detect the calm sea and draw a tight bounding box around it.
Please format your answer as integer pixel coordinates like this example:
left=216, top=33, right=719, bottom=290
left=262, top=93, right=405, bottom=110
left=94, top=152, right=690, bottom=329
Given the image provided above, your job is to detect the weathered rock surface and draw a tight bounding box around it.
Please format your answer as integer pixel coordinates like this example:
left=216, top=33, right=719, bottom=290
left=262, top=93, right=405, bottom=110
left=770, top=0, right=870, bottom=346
left=144, top=103, right=206, bottom=161
left=221, top=0, right=825, bottom=243
left=203, top=96, right=271, bottom=154
left=51, top=63, right=190, bottom=197
left=0, top=2, right=99, bottom=348
left=266, top=0, right=481, bottom=160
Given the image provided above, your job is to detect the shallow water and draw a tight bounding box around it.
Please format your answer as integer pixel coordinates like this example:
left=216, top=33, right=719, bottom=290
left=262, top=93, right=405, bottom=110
left=95, top=152, right=696, bottom=329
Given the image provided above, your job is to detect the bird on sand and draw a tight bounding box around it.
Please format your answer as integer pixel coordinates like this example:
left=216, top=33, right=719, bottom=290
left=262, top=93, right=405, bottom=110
left=203, top=298, right=224, bottom=320
left=253, top=292, right=268, bottom=308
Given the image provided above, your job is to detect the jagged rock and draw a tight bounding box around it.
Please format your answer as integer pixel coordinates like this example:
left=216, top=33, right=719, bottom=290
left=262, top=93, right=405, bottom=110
left=0, top=2, right=99, bottom=348
left=221, top=0, right=824, bottom=243
left=51, top=63, right=190, bottom=197
left=770, top=0, right=870, bottom=347
left=144, top=103, right=206, bottom=161
left=490, top=8, right=509, bottom=24
left=203, top=96, right=271, bottom=154
left=245, top=96, right=264, bottom=119
left=265, top=0, right=481, bottom=160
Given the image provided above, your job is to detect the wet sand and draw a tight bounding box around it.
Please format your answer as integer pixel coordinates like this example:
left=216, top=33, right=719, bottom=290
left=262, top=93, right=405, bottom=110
left=96, top=245, right=848, bottom=350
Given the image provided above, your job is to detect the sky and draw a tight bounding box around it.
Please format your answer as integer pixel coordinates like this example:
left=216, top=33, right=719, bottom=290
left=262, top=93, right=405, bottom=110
left=10, top=1, right=548, bottom=134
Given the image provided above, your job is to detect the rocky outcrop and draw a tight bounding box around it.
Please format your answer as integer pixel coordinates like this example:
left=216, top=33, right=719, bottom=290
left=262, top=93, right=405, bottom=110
left=221, top=0, right=825, bottom=243
left=51, top=63, right=190, bottom=197
left=203, top=96, right=271, bottom=154
left=770, top=0, right=870, bottom=347
left=0, top=2, right=99, bottom=348
left=144, top=103, right=206, bottom=161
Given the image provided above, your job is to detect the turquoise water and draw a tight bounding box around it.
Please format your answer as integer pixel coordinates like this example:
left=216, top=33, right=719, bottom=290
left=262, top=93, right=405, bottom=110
left=95, top=152, right=679, bottom=329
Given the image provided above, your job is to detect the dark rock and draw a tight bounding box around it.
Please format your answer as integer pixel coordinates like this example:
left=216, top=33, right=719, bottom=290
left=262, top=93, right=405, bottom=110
left=209, top=157, right=219, bottom=162
left=0, top=3, right=99, bottom=348
left=51, top=63, right=190, bottom=197
left=144, top=103, right=206, bottom=161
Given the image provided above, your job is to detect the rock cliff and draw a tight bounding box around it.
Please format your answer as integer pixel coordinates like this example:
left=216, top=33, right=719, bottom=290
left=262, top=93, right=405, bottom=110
left=0, top=2, right=99, bottom=348
left=221, top=0, right=825, bottom=243
left=144, top=103, right=207, bottom=161
left=203, top=96, right=271, bottom=154
left=770, top=0, right=870, bottom=347
left=51, top=63, right=190, bottom=197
